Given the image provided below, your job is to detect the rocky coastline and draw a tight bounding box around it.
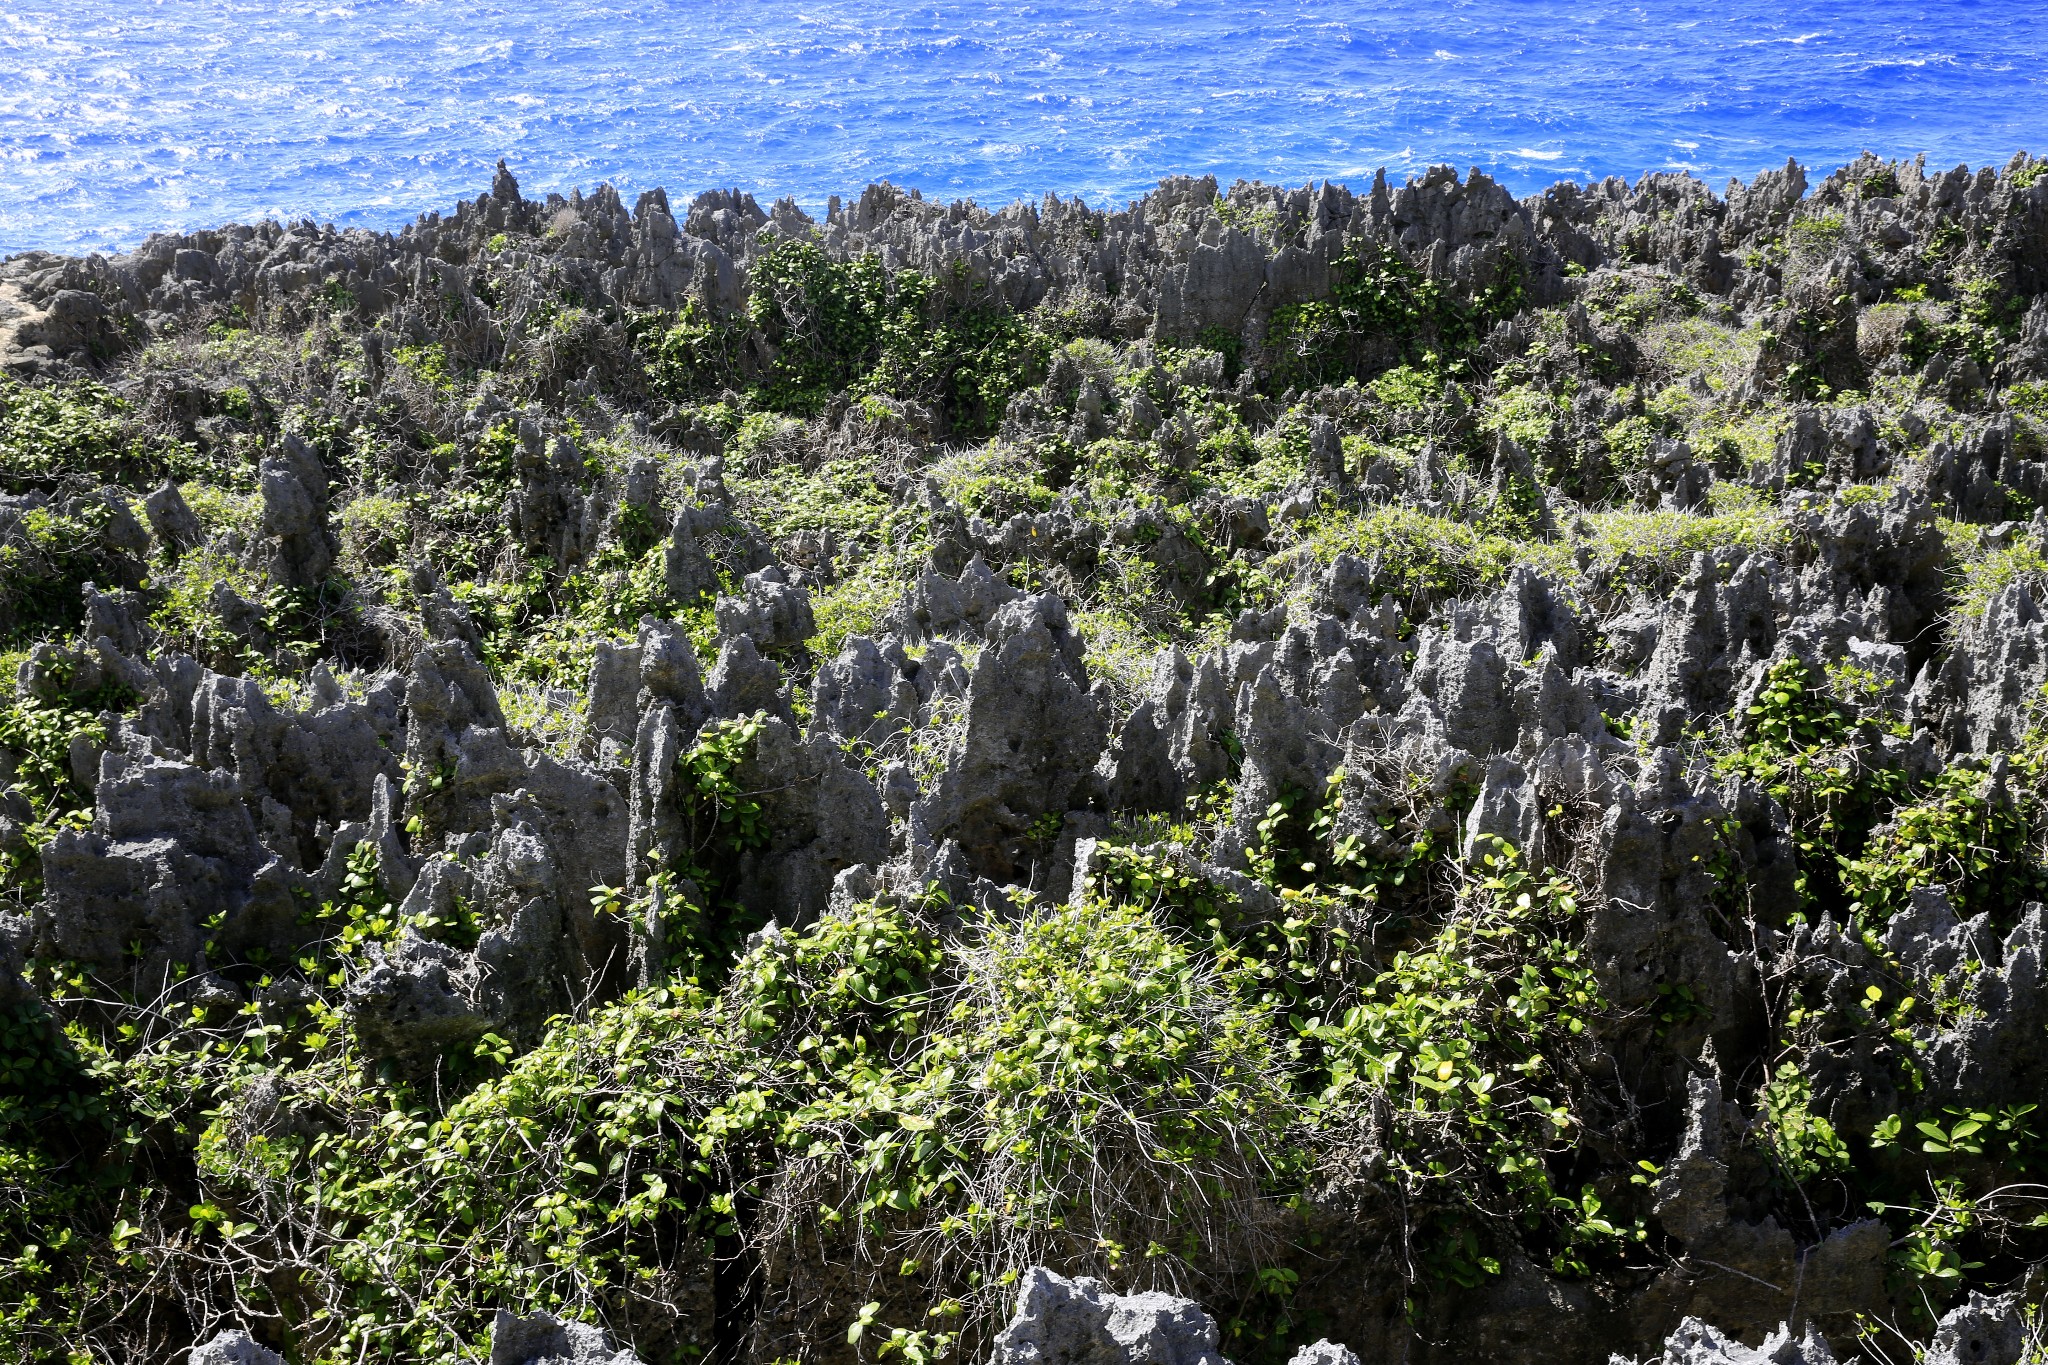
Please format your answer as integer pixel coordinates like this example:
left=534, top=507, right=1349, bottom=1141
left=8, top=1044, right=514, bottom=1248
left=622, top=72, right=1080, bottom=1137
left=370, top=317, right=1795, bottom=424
left=5, top=152, right=2048, bottom=1364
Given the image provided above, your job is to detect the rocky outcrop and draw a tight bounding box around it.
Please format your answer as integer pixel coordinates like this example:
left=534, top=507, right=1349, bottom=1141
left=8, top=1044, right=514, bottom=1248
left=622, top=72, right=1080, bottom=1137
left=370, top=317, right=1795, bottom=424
left=1925, top=1291, right=2031, bottom=1365
left=490, top=1308, right=645, bottom=1365
left=721, top=715, right=889, bottom=927
left=187, top=1329, right=288, bottom=1365
left=22, top=151, right=2048, bottom=1365
left=259, top=434, right=337, bottom=590
left=990, top=1268, right=1231, bottom=1365
left=715, top=567, right=815, bottom=654
left=38, top=742, right=308, bottom=994
left=912, top=593, right=1107, bottom=880
left=1622, top=1318, right=1837, bottom=1365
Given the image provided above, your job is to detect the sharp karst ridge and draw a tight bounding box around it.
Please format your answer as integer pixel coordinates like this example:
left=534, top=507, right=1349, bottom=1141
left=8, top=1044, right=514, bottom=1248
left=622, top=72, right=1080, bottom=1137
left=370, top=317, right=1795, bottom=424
left=7, top=150, right=2048, bottom=1365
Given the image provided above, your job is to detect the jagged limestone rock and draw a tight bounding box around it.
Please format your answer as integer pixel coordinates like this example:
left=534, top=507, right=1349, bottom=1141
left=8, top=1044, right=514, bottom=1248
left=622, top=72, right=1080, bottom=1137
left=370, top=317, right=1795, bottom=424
left=808, top=634, right=920, bottom=749
left=1285, top=1344, right=1360, bottom=1365
left=142, top=479, right=204, bottom=555
left=1619, top=1317, right=1837, bottom=1365
left=1224, top=663, right=1341, bottom=856
left=185, top=666, right=404, bottom=868
left=637, top=615, right=711, bottom=722
left=582, top=636, right=645, bottom=761
left=509, top=424, right=603, bottom=571
left=989, top=1267, right=1231, bottom=1365
left=914, top=594, right=1106, bottom=879
left=1926, top=1290, right=2029, bottom=1365
left=412, top=562, right=485, bottom=651
left=188, top=1329, right=287, bottom=1365
left=714, top=566, right=815, bottom=653
left=490, top=1307, right=644, bottom=1365
left=1923, top=902, right=2048, bottom=1109
left=1097, top=697, right=1182, bottom=814
left=23, top=152, right=2048, bottom=1364
left=38, top=742, right=306, bottom=991
left=344, top=925, right=490, bottom=1065
left=663, top=508, right=722, bottom=603
left=890, top=553, right=1024, bottom=644
left=259, top=433, right=337, bottom=590
left=707, top=633, right=792, bottom=724
left=723, top=715, right=889, bottom=928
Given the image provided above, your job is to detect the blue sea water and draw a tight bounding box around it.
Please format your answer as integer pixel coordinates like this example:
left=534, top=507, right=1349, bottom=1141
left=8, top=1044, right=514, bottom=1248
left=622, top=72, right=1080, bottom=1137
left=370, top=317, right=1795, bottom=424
left=4, top=1, right=2047, bottom=254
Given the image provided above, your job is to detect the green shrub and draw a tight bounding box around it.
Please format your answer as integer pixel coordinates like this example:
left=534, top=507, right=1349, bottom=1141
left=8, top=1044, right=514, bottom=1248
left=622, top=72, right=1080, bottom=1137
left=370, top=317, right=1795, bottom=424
left=0, top=499, right=144, bottom=646
left=1718, top=657, right=1911, bottom=916
left=1842, top=754, right=2048, bottom=930
left=1266, top=241, right=1524, bottom=391
left=1310, top=842, right=1639, bottom=1280
left=0, top=380, right=196, bottom=494
left=1271, top=503, right=1523, bottom=610
left=336, top=492, right=415, bottom=575
left=1947, top=523, right=2048, bottom=627
left=645, top=244, right=1047, bottom=434
left=115, top=887, right=1299, bottom=1364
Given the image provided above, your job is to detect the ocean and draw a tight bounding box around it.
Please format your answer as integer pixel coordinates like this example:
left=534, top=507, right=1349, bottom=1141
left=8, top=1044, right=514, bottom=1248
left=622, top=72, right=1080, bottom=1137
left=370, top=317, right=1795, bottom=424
left=4, top=0, right=2047, bottom=254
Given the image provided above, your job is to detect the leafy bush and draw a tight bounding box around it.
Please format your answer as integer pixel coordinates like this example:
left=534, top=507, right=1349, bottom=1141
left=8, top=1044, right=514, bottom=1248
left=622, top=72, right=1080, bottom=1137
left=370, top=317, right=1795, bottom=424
left=0, top=498, right=146, bottom=645
left=1310, top=842, right=1637, bottom=1280
left=1266, top=243, right=1524, bottom=390
left=1719, top=657, right=1911, bottom=916
left=1271, top=503, right=1522, bottom=611
left=644, top=243, right=1046, bottom=434
left=0, top=380, right=196, bottom=494
left=1843, top=754, right=2048, bottom=930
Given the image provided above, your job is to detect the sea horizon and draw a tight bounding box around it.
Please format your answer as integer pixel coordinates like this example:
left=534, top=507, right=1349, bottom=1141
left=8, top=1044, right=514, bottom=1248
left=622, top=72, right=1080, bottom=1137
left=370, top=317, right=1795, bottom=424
left=5, top=0, right=2048, bottom=255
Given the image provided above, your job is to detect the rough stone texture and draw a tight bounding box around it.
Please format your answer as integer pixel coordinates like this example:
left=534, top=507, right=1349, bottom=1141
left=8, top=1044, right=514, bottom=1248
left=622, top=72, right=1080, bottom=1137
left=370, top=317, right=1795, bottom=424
left=914, top=593, right=1107, bottom=880
left=143, top=480, right=204, bottom=555
left=1586, top=754, right=1761, bottom=1047
left=38, top=742, right=306, bottom=992
left=1097, top=697, right=1183, bottom=814
left=343, top=924, right=490, bottom=1066
left=663, top=508, right=722, bottom=603
left=637, top=615, right=712, bottom=725
left=1225, top=664, right=1341, bottom=855
left=990, top=1267, right=1231, bottom=1365
left=259, top=433, right=337, bottom=590
left=715, top=566, right=816, bottom=654
left=1922, top=898, right=2048, bottom=1106
left=723, top=716, right=890, bottom=928
left=582, top=636, right=646, bottom=761
left=1928, top=581, right=2048, bottom=754
left=708, top=633, right=792, bottom=724
left=489, top=1307, right=644, bottom=1365
left=183, top=665, right=404, bottom=868
left=808, top=634, right=920, bottom=749
left=413, top=562, right=485, bottom=652
left=11, top=150, right=2030, bottom=390
left=890, top=553, right=1024, bottom=643
left=1926, top=1290, right=2029, bottom=1365
left=1285, top=1343, right=1360, bottom=1365
left=1621, top=1317, right=1837, bottom=1365
left=509, top=424, right=604, bottom=571
left=187, top=1329, right=288, bottom=1365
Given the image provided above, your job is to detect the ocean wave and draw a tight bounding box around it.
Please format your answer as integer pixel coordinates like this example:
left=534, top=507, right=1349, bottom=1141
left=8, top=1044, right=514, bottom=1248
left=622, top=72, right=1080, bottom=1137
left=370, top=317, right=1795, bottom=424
left=3, top=0, right=2048, bottom=252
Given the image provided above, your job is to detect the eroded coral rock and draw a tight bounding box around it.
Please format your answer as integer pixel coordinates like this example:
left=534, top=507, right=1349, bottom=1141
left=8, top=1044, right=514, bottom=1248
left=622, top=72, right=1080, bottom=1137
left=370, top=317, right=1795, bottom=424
left=188, top=1328, right=287, bottom=1365
left=990, top=1267, right=1231, bottom=1365
left=39, top=744, right=305, bottom=991
left=1622, top=1317, right=1837, bottom=1365
left=914, top=593, right=1106, bottom=879
left=490, top=1308, right=644, bottom=1365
